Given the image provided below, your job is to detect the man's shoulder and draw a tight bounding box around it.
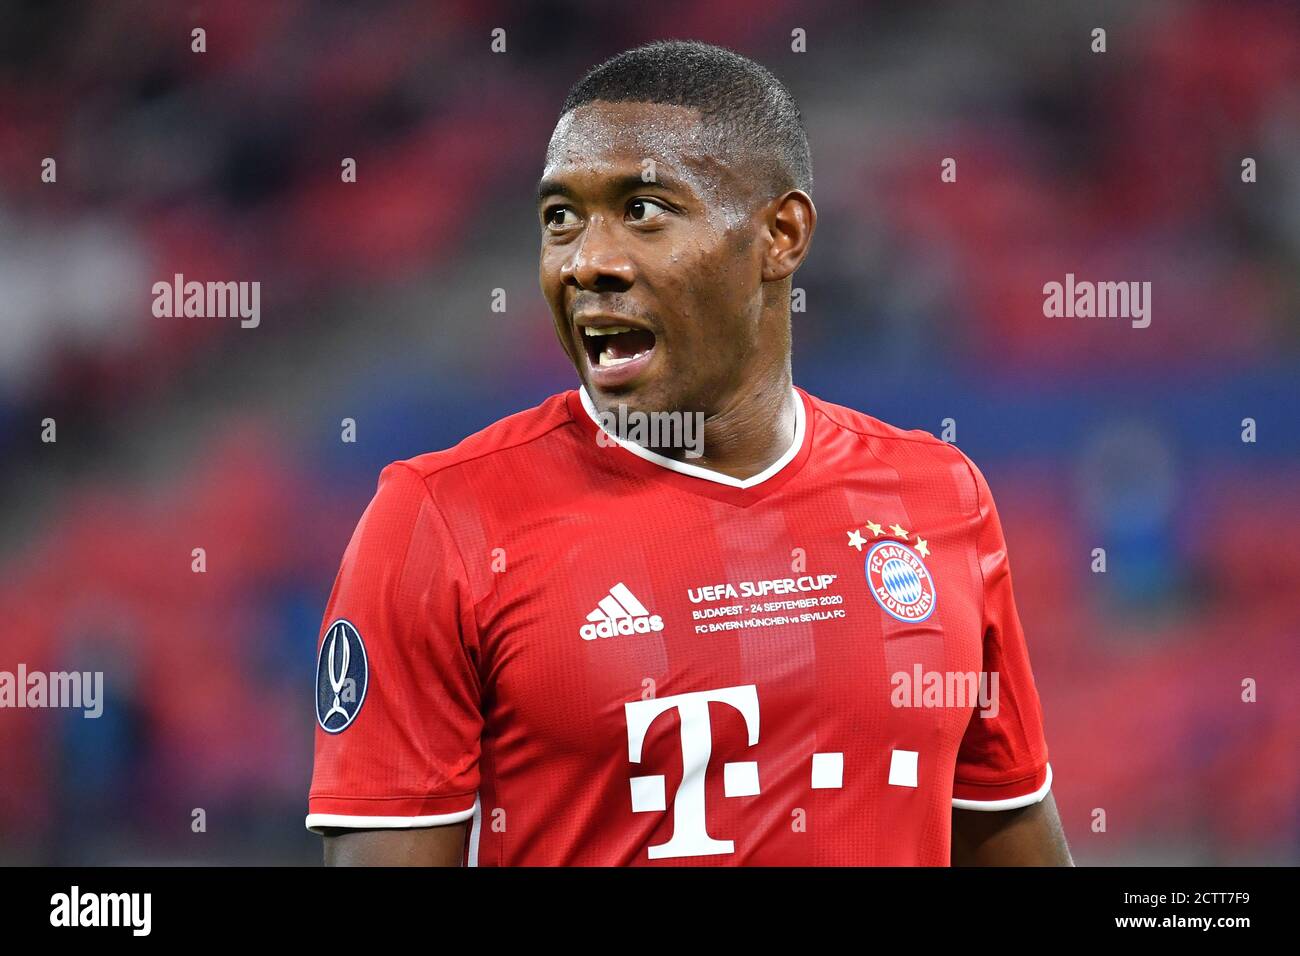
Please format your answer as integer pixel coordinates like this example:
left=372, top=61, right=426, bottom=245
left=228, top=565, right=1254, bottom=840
left=393, top=389, right=578, bottom=484
left=803, top=388, right=983, bottom=503
left=805, top=389, right=953, bottom=455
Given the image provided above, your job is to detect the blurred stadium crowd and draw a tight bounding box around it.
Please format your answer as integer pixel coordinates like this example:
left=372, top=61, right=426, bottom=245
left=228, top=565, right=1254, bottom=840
left=0, top=1, right=1296, bottom=863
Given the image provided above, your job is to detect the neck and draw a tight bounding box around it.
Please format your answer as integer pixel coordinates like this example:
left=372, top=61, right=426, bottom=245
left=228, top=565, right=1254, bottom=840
left=698, top=374, right=798, bottom=480
left=594, top=371, right=795, bottom=482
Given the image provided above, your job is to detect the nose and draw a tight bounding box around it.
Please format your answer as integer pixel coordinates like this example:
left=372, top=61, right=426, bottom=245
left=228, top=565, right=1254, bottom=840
left=561, top=217, right=635, bottom=291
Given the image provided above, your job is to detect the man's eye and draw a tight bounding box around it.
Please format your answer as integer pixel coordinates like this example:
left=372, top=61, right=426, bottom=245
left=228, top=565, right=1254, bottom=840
left=546, top=207, right=578, bottom=228
left=627, top=198, right=670, bottom=222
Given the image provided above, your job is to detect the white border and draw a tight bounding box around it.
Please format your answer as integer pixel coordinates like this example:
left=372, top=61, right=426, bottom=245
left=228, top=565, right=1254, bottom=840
left=467, top=794, right=482, bottom=867
left=951, top=763, right=1053, bottom=811
left=304, top=805, right=476, bottom=834
left=578, top=385, right=805, bottom=489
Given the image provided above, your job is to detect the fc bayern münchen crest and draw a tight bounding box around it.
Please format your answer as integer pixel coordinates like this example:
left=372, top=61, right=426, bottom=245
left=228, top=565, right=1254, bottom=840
left=865, top=540, right=937, bottom=623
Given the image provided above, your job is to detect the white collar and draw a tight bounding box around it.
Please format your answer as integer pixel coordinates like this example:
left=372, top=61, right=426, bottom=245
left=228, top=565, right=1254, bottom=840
left=577, top=385, right=806, bottom=489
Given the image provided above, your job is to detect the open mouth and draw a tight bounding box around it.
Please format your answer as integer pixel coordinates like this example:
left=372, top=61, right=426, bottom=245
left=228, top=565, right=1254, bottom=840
left=579, top=323, right=658, bottom=386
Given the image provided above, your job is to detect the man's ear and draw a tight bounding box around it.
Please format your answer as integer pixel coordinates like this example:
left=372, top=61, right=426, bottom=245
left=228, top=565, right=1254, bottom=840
left=761, top=190, right=817, bottom=282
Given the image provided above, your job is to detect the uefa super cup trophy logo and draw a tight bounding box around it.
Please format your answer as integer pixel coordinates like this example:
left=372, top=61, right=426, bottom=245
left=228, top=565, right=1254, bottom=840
left=316, top=619, right=368, bottom=734
left=322, top=624, right=352, bottom=727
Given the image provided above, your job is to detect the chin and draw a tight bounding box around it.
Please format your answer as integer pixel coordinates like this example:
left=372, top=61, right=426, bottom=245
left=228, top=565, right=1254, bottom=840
left=595, top=377, right=676, bottom=416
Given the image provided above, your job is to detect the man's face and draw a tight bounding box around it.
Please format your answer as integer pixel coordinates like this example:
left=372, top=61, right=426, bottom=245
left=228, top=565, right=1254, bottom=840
left=538, top=100, right=771, bottom=417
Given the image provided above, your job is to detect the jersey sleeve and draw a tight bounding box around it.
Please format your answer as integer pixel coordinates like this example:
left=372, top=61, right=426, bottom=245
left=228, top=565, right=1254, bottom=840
left=951, top=455, right=1052, bottom=810
left=306, top=461, right=483, bottom=833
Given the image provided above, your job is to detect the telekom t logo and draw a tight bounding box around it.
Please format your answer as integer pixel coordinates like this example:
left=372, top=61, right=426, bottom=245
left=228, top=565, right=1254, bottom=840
left=624, top=684, right=760, bottom=860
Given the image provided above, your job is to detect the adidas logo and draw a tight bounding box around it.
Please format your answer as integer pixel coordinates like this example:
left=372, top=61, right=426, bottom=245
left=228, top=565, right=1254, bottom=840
left=580, top=583, right=665, bottom=640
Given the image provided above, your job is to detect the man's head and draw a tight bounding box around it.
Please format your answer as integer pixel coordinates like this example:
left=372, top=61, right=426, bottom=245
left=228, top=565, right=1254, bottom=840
left=538, top=40, right=816, bottom=420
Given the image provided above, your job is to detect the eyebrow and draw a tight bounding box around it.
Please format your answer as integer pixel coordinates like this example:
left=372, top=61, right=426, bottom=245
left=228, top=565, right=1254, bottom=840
left=536, top=170, right=686, bottom=207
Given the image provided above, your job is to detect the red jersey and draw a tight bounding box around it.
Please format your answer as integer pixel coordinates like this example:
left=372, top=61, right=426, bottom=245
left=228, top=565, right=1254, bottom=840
left=307, top=386, right=1052, bottom=865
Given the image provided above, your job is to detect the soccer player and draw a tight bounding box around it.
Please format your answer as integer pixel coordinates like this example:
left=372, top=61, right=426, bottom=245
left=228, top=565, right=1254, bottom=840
left=308, top=40, right=1073, bottom=866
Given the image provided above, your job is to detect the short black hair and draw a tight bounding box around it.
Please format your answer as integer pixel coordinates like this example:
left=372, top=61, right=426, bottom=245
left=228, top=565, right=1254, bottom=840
left=558, top=40, right=812, bottom=196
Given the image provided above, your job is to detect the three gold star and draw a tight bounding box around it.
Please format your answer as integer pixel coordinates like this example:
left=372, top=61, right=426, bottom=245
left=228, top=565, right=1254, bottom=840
left=847, top=520, right=932, bottom=558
